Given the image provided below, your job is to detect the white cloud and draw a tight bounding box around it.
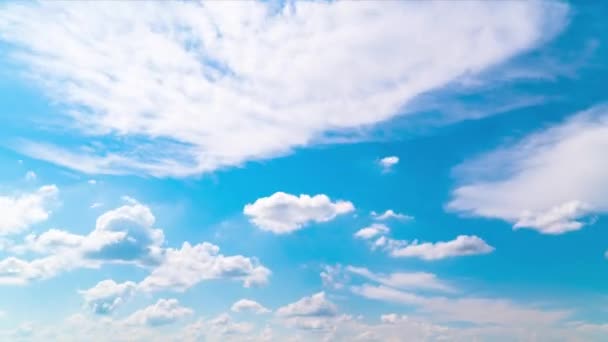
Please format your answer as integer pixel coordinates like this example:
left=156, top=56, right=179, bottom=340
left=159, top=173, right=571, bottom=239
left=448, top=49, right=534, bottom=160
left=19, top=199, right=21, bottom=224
left=448, top=106, right=608, bottom=234
left=0, top=185, right=58, bottom=236
left=90, top=202, right=103, bottom=209
left=276, top=292, right=337, bottom=318
left=244, top=192, right=354, bottom=234
left=353, top=223, right=390, bottom=240
left=372, top=209, right=413, bottom=221
left=79, top=280, right=136, bottom=315
left=346, top=266, right=453, bottom=293
left=231, top=299, right=270, bottom=314
left=0, top=1, right=568, bottom=176
left=389, top=235, right=494, bottom=260
left=352, top=285, right=569, bottom=327
left=88, top=179, right=97, bottom=185
left=379, top=156, right=399, bottom=172
left=320, top=264, right=348, bottom=290
left=125, top=298, right=193, bottom=326
left=138, top=242, right=270, bottom=292
left=184, top=314, right=256, bottom=341
left=24, top=171, right=36, bottom=181
left=0, top=201, right=270, bottom=289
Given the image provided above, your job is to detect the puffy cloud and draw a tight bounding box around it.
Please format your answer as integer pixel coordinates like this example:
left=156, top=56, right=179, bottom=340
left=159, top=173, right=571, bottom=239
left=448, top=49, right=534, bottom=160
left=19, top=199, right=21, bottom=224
left=138, top=242, right=270, bottom=292
left=379, top=156, right=399, bottom=172
left=371, top=209, right=413, bottom=221
left=80, top=280, right=137, bottom=315
left=353, top=223, right=390, bottom=240
left=387, top=235, right=494, bottom=261
left=0, top=202, right=270, bottom=289
left=276, top=292, right=337, bottom=318
left=231, top=299, right=270, bottom=314
left=244, top=192, right=354, bottom=234
left=125, top=299, right=193, bottom=326
left=346, top=266, right=453, bottom=293
left=0, top=185, right=58, bottom=235
left=448, top=106, right=608, bottom=234
left=320, top=264, right=348, bottom=290
left=0, top=2, right=568, bottom=176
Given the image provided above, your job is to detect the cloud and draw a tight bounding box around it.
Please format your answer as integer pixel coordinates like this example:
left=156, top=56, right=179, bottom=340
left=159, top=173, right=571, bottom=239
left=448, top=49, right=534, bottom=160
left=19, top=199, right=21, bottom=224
left=352, top=285, right=569, bottom=327
left=353, top=223, right=390, bottom=240
left=448, top=106, right=608, bottom=234
left=125, top=299, right=193, bottom=326
left=0, top=1, right=568, bottom=176
left=0, top=185, right=58, bottom=236
left=184, top=314, right=256, bottom=341
left=24, top=171, right=37, bottom=181
left=371, top=209, right=413, bottom=221
left=231, top=299, right=270, bottom=314
left=79, top=280, right=136, bottom=315
left=320, top=264, right=348, bottom=290
left=0, top=201, right=270, bottom=288
left=346, top=266, right=453, bottom=293
left=379, top=156, right=399, bottom=172
left=386, top=235, right=494, bottom=260
left=244, top=192, right=354, bottom=234
left=138, top=242, right=270, bottom=292
left=276, top=292, right=337, bottom=318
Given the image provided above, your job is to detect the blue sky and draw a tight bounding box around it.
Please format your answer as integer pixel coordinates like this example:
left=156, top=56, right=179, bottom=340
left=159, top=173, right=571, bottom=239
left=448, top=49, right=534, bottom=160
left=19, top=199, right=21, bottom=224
left=0, top=1, right=608, bottom=341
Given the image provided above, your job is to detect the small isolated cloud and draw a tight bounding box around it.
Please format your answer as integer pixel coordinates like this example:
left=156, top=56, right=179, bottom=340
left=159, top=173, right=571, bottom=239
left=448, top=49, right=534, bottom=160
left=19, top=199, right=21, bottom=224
left=387, top=235, right=494, bottom=261
left=125, top=299, right=193, bottom=326
left=24, top=171, right=36, bottom=181
left=448, top=106, right=608, bottom=234
left=372, top=209, right=413, bottom=221
left=89, top=202, right=103, bottom=209
left=231, top=299, right=270, bottom=314
left=379, top=156, right=399, bottom=172
left=244, top=192, right=354, bottom=234
left=320, top=264, right=349, bottom=290
left=79, top=279, right=136, bottom=315
left=0, top=185, right=58, bottom=236
left=87, top=179, right=97, bottom=185
left=354, top=223, right=390, bottom=240
left=276, top=292, right=337, bottom=318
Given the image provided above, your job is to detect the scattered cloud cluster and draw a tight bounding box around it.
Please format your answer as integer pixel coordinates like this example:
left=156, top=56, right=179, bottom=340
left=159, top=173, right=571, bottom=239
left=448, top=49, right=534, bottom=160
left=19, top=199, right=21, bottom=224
left=231, top=299, right=270, bottom=314
left=244, top=192, right=354, bottom=234
left=0, top=201, right=270, bottom=289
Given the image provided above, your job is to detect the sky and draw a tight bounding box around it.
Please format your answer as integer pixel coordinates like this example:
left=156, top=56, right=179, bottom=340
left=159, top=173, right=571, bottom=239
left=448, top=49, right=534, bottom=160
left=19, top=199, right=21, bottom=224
left=0, top=1, right=607, bottom=341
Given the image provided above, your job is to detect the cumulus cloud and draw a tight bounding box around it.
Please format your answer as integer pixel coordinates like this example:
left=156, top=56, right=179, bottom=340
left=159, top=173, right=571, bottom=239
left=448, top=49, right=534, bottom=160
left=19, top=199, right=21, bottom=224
left=0, top=185, right=58, bottom=236
left=184, top=314, right=256, bottom=341
left=80, top=280, right=136, bottom=315
left=379, top=156, right=399, bottom=173
left=0, top=202, right=270, bottom=288
left=371, top=209, right=413, bottom=221
left=243, top=192, right=354, bottom=234
left=353, top=223, right=390, bottom=240
left=231, top=299, right=270, bottom=314
left=0, top=1, right=568, bottom=176
left=448, top=106, right=608, bottom=234
left=276, top=292, right=337, bottom=318
left=125, top=299, right=193, bottom=326
left=387, top=235, right=495, bottom=261
left=138, top=242, right=270, bottom=292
